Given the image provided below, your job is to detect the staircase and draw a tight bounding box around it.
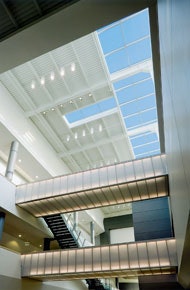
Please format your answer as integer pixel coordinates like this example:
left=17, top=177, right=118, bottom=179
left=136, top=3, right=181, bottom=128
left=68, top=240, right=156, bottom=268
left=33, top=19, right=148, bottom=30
left=43, top=213, right=114, bottom=290
left=44, top=214, right=79, bottom=249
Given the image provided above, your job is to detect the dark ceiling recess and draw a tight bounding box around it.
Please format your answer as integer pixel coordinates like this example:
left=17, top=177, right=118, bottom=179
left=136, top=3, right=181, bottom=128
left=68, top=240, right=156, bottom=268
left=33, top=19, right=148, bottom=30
left=0, top=0, right=79, bottom=41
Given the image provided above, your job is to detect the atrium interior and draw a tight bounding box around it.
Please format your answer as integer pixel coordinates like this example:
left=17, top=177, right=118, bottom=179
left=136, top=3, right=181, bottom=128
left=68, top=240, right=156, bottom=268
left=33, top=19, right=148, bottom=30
left=0, top=1, right=190, bottom=290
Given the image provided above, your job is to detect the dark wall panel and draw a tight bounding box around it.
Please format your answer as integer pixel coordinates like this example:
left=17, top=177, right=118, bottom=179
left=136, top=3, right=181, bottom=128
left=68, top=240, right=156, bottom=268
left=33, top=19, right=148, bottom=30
left=132, top=197, right=173, bottom=241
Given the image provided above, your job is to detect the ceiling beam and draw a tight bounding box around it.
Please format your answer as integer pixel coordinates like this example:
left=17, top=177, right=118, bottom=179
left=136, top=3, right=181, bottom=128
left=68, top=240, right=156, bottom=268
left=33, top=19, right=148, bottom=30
left=0, top=0, right=18, bottom=28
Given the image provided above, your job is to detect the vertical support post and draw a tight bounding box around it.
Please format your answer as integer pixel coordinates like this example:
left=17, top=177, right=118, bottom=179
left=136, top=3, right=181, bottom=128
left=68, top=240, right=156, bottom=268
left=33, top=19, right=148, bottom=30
left=43, top=238, right=51, bottom=251
left=90, top=221, right=95, bottom=245
left=0, top=212, right=5, bottom=241
left=115, top=277, right=119, bottom=289
left=5, top=141, right=19, bottom=181
left=73, top=212, right=78, bottom=231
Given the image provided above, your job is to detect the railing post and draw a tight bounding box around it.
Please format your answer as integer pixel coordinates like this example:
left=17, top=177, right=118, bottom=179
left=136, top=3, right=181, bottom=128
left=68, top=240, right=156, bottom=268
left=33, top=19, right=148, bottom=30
left=73, top=212, right=78, bottom=230
left=90, top=221, right=95, bottom=245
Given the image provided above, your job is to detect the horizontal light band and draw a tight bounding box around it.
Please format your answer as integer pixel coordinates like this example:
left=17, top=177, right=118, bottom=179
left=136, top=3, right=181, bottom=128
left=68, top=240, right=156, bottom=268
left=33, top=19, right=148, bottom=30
left=21, top=238, right=177, bottom=280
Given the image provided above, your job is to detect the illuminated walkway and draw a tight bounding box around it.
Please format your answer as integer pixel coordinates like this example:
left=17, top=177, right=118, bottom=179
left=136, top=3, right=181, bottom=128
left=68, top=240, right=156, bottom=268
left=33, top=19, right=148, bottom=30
left=16, top=155, right=168, bottom=217
left=21, top=238, right=177, bottom=280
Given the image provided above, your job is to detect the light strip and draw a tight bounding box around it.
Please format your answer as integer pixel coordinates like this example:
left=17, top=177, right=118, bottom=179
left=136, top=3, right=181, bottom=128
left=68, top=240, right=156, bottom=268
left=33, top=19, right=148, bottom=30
left=21, top=238, right=177, bottom=280
left=16, top=175, right=168, bottom=217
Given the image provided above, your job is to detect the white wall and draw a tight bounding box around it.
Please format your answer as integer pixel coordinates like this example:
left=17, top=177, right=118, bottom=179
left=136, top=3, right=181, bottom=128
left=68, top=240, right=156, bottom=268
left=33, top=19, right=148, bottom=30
left=110, top=227, right=135, bottom=244
left=157, top=0, right=190, bottom=287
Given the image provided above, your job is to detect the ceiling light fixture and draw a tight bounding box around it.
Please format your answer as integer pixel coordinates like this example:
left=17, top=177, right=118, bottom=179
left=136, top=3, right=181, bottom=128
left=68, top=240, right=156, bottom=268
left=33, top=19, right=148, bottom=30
left=66, top=135, right=70, bottom=142
left=74, top=132, right=78, bottom=139
left=89, top=93, right=92, bottom=97
left=18, top=159, right=22, bottom=163
left=60, top=68, right=65, bottom=76
left=90, top=128, right=94, bottom=134
left=31, top=81, right=35, bottom=89
left=42, top=111, right=46, bottom=115
left=50, top=72, right=55, bottom=81
left=69, top=100, right=73, bottom=104
left=40, top=77, right=45, bottom=85
left=79, top=97, right=83, bottom=101
left=99, top=124, right=102, bottom=132
left=51, top=108, right=55, bottom=111
left=82, top=129, right=86, bottom=137
left=35, top=175, right=39, bottom=179
left=71, top=63, right=76, bottom=72
left=18, top=234, right=22, bottom=238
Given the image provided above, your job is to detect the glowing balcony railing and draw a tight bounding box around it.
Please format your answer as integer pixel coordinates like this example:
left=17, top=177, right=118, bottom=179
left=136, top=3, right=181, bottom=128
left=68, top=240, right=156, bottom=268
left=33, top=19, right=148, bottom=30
left=16, top=155, right=168, bottom=217
left=21, top=238, right=177, bottom=280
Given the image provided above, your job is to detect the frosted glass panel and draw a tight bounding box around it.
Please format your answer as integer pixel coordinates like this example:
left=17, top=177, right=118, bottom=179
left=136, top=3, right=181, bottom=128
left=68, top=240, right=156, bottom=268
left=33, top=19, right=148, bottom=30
left=60, top=251, right=68, bottom=272
left=75, top=172, right=83, bottom=192
left=128, top=244, right=139, bottom=268
left=119, top=244, right=129, bottom=269
left=76, top=249, right=84, bottom=272
left=110, top=245, right=119, bottom=270
left=38, top=253, right=45, bottom=275
left=68, top=250, right=76, bottom=273
left=124, top=162, right=135, bottom=182
left=107, top=165, right=116, bottom=185
left=133, top=159, right=144, bottom=179
left=147, top=242, right=159, bottom=267
left=31, top=254, right=38, bottom=275
left=137, top=243, right=149, bottom=268
left=93, top=247, right=101, bottom=271
left=99, top=167, right=108, bottom=186
left=83, top=171, right=91, bottom=189
left=84, top=248, right=92, bottom=271
left=91, top=169, right=100, bottom=187
left=67, top=175, right=75, bottom=192
left=52, top=178, right=60, bottom=196
left=45, top=252, right=53, bottom=274
left=101, top=246, right=110, bottom=271
left=52, top=252, right=61, bottom=274
left=157, top=240, right=170, bottom=266
left=60, top=176, right=68, bottom=194
left=116, top=163, right=126, bottom=183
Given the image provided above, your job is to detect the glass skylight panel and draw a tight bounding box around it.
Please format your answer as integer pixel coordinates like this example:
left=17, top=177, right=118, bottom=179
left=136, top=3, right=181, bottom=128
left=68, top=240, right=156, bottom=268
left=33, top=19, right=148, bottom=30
left=98, top=24, right=125, bottom=54
left=113, top=72, right=150, bottom=90
left=65, top=97, right=117, bottom=124
left=97, top=8, right=161, bottom=159
left=117, top=78, right=154, bottom=105
left=122, top=10, right=150, bottom=43
left=131, top=132, right=158, bottom=147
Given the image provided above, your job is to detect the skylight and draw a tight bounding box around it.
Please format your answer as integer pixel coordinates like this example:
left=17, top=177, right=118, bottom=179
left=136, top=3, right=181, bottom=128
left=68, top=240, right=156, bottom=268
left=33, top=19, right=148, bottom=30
left=63, top=8, right=160, bottom=160
left=65, top=97, right=117, bottom=127
left=97, top=8, right=160, bottom=159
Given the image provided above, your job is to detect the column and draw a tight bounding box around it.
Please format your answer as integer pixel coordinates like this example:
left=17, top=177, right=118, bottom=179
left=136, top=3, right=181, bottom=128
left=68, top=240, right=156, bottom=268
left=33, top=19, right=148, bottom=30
left=5, top=140, right=19, bottom=181
left=0, top=212, right=5, bottom=240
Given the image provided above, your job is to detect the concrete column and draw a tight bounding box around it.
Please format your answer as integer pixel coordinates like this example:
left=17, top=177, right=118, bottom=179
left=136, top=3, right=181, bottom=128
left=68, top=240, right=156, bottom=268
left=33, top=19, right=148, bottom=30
left=90, top=221, right=95, bottom=245
left=0, top=212, right=5, bottom=240
left=5, top=140, right=19, bottom=181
